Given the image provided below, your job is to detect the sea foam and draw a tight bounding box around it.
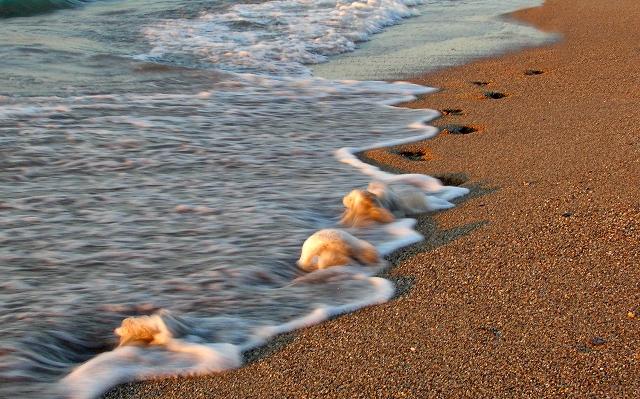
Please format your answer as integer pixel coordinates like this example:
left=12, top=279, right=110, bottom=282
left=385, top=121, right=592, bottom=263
left=43, top=78, right=467, bottom=399
left=141, top=0, right=425, bottom=75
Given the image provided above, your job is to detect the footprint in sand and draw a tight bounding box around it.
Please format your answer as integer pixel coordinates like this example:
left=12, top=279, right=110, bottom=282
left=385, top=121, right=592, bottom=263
left=397, top=150, right=427, bottom=161
left=483, top=91, right=508, bottom=99
left=440, top=124, right=478, bottom=135
left=440, top=108, right=464, bottom=116
left=524, top=69, right=544, bottom=76
left=433, top=173, right=468, bottom=187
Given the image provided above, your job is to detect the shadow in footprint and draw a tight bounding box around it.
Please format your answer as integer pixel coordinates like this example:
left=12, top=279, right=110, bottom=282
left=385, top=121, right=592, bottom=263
left=434, top=172, right=468, bottom=187
left=397, top=150, right=426, bottom=161
left=483, top=91, right=507, bottom=100
left=441, top=108, right=464, bottom=116
left=441, top=124, right=477, bottom=135
left=524, top=69, right=544, bottom=76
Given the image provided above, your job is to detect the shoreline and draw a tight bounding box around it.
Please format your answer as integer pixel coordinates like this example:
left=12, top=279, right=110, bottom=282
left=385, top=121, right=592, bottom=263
left=105, top=0, right=640, bottom=397
left=312, top=0, right=554, bottom=81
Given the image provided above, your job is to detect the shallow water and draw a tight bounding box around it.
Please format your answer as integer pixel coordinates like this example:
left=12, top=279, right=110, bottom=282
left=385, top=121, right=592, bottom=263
left=314, top=0, right=554, bottom=80
left=0, top=0, right=547, bottom=397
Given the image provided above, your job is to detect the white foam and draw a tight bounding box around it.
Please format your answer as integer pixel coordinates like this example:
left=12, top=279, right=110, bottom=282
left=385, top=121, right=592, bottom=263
left=333, top=86, right=470, bottom=260
left=61, top=342, right=242, bottom=399
left=245, top=275, right=395, bottom=350
left=30, top=81, right=464, bottom=399
left=141, top=0, right=425, bottom=76
left=376, top=218, right=424, bottom=255
left=334, top=88, right=470, bottom=206
left=60, top=274, right=393, bottom=399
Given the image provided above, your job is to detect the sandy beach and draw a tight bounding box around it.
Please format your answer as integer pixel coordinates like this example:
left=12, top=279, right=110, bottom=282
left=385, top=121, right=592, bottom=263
left=105, top=0, right=640, bottom=397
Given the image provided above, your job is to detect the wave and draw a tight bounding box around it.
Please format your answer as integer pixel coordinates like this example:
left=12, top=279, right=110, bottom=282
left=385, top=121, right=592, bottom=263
left=0, top=75, right=467, bottom=399
left=0, top=0, right=93, bottom=18
left=54, top=82, right=468, bottom=399
left=140, top=0, right=425, bottom=76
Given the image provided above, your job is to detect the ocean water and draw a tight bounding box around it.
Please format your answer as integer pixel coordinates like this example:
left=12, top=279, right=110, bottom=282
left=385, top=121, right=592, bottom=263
left=0, top=1, right=548, bottom=398
left=314, top=0, right=554, bottom=80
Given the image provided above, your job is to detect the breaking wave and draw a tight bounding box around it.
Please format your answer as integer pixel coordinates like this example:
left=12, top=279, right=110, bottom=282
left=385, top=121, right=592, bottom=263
left=141, top=0, right=425, bottom=75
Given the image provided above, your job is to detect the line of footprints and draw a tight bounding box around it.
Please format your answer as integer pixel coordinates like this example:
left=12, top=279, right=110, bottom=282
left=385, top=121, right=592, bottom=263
left=396, top=69, right=546, bottom=153
left=436, top=69, right=545, bottom=137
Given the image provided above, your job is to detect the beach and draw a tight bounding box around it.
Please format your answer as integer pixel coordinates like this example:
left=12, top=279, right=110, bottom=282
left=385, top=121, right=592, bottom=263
left=104, top=0, right=640, bottom=397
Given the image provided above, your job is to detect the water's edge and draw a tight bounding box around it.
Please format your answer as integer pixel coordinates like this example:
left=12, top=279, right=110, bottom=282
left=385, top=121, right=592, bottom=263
left=95, top=1, right=558, bottom=397
left=63, top=83, right=468, bottom=399
left=313, top=0, right=555, bottom=81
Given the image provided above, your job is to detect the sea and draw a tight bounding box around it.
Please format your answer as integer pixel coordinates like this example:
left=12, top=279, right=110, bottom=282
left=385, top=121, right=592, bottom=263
left=0, top=0, right=552, bottom=398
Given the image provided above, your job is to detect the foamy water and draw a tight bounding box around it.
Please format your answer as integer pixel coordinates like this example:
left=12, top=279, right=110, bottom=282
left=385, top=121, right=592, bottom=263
left=140, top=0, right=424, bottom=75
left=1, top=73, right=465, bottom=399
left=0, top=0, right=542, bottom=398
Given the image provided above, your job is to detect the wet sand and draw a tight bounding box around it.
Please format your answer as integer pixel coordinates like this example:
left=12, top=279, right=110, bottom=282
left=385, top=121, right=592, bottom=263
left=106, top=0, right=640, bottom=397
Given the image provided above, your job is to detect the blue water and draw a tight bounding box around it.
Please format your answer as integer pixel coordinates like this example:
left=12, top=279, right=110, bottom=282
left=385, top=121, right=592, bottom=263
left=0, top=1, right=550, bottom=398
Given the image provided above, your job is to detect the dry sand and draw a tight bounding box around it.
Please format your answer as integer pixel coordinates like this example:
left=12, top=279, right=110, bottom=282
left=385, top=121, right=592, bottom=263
left=106, top=0, right=640, bottom=397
